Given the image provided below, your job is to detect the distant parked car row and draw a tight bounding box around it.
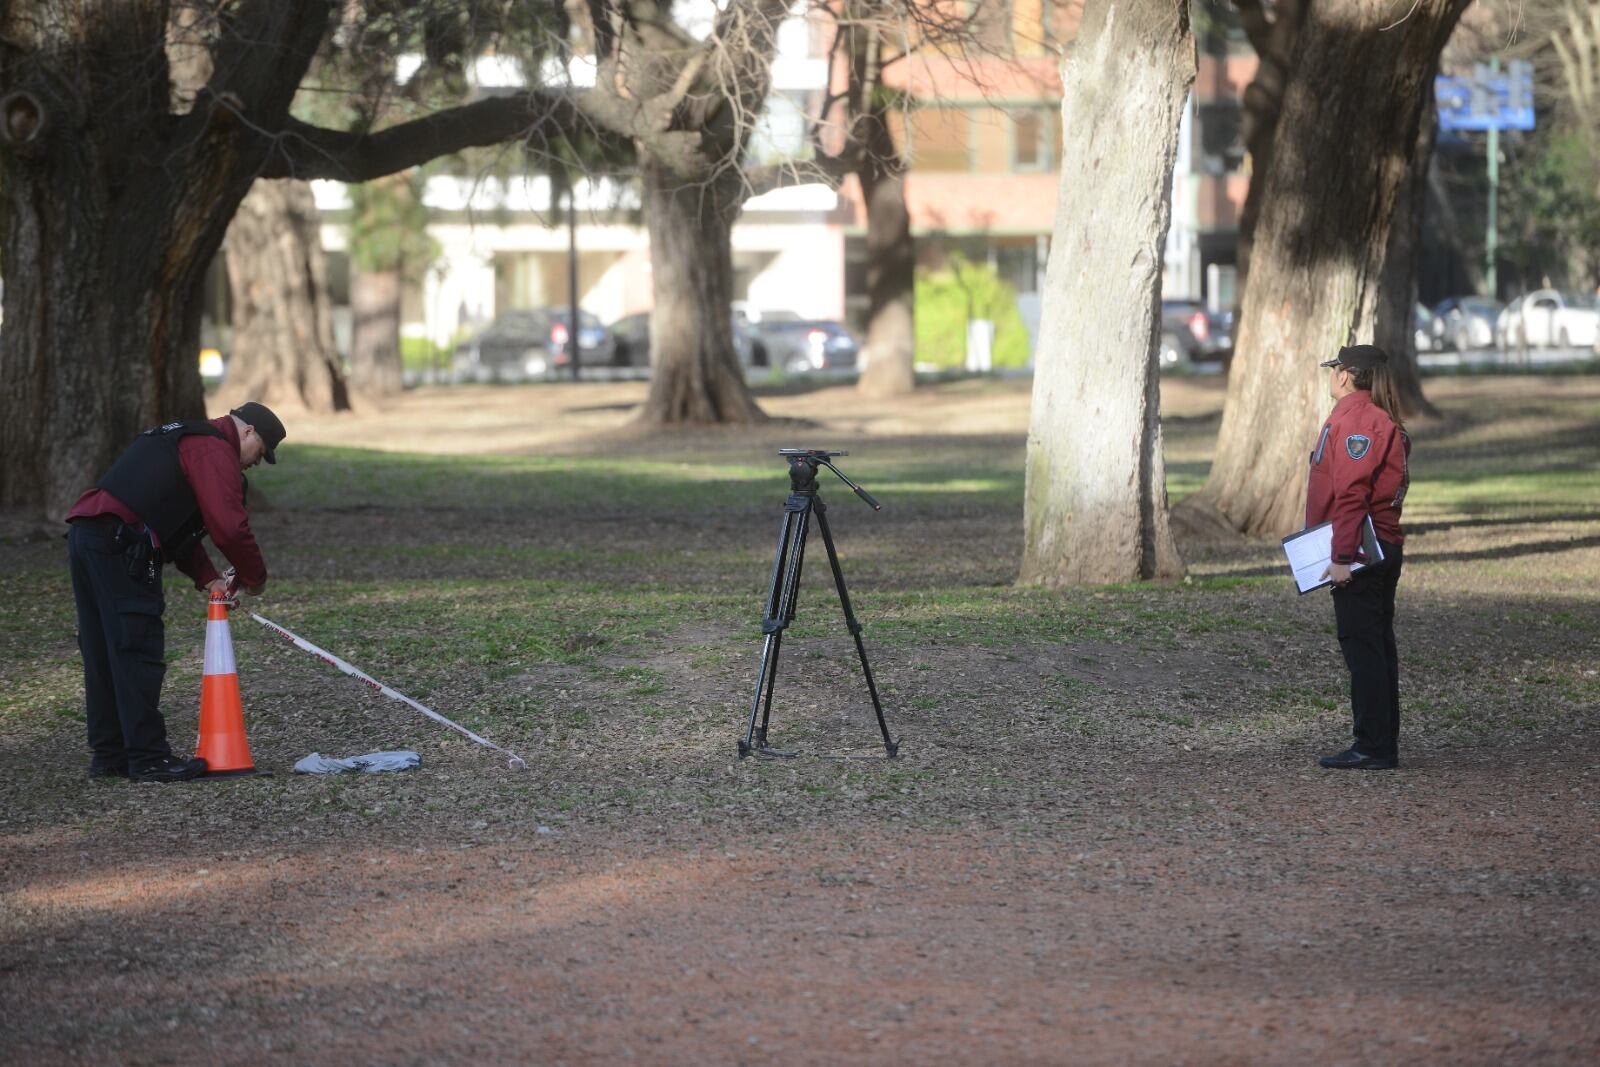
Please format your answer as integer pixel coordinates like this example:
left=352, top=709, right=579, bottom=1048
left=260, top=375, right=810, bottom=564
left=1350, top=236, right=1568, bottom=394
left=452, top=305, right=860, bottom=382
left=1421, top=290, right=1600, bottom=352
left=1495, top=289, right=1599, bottom=350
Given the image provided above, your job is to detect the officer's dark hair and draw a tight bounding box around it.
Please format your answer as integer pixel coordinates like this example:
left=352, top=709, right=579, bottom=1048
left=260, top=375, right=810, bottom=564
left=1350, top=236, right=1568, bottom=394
left=1350, top=363, right=1406, bottom=429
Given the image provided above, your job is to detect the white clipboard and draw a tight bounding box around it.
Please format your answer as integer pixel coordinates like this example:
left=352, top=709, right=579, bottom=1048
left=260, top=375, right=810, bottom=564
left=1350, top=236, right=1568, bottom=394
left=1281, top=517, right=1384, bottom=595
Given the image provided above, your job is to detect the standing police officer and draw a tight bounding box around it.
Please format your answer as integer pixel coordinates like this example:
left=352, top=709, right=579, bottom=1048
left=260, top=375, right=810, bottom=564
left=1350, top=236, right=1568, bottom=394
left=1307, top=345, right=1410, bottom=770
left=65, top=403, right=285, bottom=782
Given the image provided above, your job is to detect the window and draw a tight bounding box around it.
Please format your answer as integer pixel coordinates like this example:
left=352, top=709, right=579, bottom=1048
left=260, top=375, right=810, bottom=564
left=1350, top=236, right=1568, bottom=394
left=1196, top=102, right=1245, bottom=175
left=1012, top=110, right=1051, bottom=171
left=972, top=0, right=1013, bottom=51
left=908, top=108, right=971, bottom=172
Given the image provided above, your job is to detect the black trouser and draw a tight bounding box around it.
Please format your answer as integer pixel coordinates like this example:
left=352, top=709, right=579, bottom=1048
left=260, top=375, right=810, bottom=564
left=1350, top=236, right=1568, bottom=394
left=1331, top=541, right=1403, bottom=759
left=67, top=521, right=173, bottom=772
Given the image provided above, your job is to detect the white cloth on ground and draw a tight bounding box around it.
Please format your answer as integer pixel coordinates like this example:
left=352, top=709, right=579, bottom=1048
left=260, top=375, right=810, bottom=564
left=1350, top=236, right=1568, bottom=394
left=293, top=750, right=420, bottom=774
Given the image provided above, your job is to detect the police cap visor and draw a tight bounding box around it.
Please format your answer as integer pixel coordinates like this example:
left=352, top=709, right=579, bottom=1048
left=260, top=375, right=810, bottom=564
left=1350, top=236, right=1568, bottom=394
left=1319, top=344, right=1390, bottom=371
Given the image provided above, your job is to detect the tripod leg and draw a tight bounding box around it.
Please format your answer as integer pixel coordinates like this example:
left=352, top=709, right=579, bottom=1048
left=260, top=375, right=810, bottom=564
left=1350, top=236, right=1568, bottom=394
left=813, top=503, right=898, bottom=758
left=742, top=502, right=810, bottom=757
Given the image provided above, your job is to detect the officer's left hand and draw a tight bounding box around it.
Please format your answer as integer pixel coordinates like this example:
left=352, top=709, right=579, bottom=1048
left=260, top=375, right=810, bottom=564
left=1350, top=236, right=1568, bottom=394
left=206, top=579, right=240, bottom=606
left=1322, top=563, right=1354, bottom=587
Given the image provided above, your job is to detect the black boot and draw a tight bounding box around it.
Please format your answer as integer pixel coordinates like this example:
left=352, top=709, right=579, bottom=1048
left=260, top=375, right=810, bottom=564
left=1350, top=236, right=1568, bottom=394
left=1318, top=748, right=1397, bottom=770
left=131, top=755, right=209, bottom=783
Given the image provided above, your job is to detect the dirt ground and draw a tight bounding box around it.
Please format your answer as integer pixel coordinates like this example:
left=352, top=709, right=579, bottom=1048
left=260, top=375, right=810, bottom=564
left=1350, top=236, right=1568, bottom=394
left=2, top=375, right=1597, bottom=1065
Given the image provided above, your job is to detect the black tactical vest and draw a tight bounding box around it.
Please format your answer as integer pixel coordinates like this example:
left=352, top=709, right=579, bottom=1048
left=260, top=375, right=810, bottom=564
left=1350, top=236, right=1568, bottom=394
left=96, top=420, right=228, bottom=560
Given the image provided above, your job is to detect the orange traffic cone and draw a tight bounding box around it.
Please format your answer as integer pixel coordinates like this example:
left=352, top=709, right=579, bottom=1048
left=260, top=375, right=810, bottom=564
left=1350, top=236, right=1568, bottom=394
left=194, top=594, right=256, bottom=776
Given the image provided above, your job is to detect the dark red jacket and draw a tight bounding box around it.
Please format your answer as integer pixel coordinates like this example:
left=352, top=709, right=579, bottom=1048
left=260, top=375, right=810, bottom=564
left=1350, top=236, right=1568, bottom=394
left=67, top=415, right=268, bottom=590
left=1305, top=390, right=1410, bottom=564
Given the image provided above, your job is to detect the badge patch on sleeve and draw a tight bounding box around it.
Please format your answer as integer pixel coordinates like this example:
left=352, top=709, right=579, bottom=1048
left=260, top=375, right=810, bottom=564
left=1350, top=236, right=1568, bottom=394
left=1345, top=434, right=1371, bottom=460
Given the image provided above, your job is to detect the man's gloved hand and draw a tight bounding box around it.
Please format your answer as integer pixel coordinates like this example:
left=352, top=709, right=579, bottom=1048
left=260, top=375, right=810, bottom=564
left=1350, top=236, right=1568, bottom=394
left=222, top=568, right=265, bottom=598
left=206, top=578, right=240, bottom=606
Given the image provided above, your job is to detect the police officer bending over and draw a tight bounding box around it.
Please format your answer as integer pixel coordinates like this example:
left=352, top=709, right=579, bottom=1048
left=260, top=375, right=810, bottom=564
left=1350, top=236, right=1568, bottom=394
left=65, top=403, right=285, bottom=783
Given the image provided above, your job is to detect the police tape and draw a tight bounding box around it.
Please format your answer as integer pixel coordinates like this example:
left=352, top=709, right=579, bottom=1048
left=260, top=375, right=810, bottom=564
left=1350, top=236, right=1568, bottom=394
left=249, top=612, right=528, bottom=771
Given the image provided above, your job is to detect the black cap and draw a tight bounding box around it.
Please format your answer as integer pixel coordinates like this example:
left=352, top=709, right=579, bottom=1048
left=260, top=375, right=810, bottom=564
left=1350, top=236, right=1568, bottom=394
left=230, top=402, right=286, bottom=464
left=1319, top=344, right=1390, bottom=371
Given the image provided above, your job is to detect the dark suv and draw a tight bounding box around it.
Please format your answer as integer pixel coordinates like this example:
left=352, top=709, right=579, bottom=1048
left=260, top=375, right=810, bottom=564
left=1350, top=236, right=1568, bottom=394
left=1159, top=300, right=1233, bottom=369
left=452, top=308, right=616, bottom=382
left=741, top=312, right=860, bottom=373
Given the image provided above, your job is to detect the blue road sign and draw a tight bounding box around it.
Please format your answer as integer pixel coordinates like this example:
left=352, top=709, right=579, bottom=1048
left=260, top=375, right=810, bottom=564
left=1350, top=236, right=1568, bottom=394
left=1437, top=59, right=1535, bottom=131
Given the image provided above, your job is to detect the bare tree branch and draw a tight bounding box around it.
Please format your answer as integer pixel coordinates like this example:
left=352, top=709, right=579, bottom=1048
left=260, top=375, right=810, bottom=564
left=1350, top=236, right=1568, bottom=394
left=259, top=92, right=597, bottom=181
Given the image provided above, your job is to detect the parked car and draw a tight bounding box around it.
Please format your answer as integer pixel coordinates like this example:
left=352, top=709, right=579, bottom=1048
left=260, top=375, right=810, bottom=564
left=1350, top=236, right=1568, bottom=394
left=1496, top=289, right=1600, bottom=349
left=607, top=310, right=763, bottom=369
left=739, top=310, right=860, bottom=373
left=1413, top=303, right=1443, bottom=353
left=607, top=311, right=652, bottom=367
left=1159, top=300, right=1233, bottom=368
left=452, top=308, right=615, bottom=382
left=1430, top=295, right=1501, bottom=350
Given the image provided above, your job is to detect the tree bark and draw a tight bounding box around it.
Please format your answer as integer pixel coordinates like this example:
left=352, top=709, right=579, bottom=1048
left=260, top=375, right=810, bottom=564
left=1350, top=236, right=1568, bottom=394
left=350, top=268, right=405, bottom=400
left=1374, top=82, right=1440, bottom=418
left=0, top=159, right=212, bottom=520
left=855, top=113, right=916, bottom=398
left=0, top=0, right=333, bottom=518
left=0, top=3, right=254, bottom=520
left=1233, top=0, right=1306, bottom=307
left=1181, top=0, right=1470, bottom=540
left=639, top=162, right=764, bottom=424
left=217, top=180, right=350, bottom=414
left=1018, top=0, right=1191, bottom=587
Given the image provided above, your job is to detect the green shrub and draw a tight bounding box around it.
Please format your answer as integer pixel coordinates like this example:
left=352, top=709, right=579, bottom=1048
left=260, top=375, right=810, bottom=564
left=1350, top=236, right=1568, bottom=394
left=401, top=335, right=451, bottom=372
left=914, top=255, right=1031, bottom=368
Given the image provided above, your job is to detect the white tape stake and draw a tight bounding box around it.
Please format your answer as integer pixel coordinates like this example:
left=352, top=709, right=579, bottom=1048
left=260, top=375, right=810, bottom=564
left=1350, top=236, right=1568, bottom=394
left=250, top=612, right=528, bottom=771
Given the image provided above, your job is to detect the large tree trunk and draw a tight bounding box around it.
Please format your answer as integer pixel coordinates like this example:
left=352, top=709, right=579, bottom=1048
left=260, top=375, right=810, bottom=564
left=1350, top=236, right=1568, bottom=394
left=0, top=4, right=259, bottom=521
left=1182, top=0, right=1469, bottom=539
left=1018, top=0, right=1191, bottom=587
left=855, top=116, right=916, bottom=398
left=0, top=169, right=212, bottom=520
left=1234, top=0, right=1306, bottom=308
left=217, top=180, right=350, bottom=414
left=1374, top=84, right=1440, bottom=418
left=639, top=162, right=764, bottom=424
left=350, top=268, right=404, bottom=400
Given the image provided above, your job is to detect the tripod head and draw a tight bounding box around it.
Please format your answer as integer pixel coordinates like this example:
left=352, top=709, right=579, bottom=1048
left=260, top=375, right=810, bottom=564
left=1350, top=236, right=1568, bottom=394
left=779, top=448, right=882, bottom=510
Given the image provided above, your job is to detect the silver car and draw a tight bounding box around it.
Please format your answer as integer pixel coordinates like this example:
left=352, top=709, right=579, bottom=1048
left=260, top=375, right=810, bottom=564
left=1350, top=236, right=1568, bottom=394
left=1430, top=296, right=1501, bottom=351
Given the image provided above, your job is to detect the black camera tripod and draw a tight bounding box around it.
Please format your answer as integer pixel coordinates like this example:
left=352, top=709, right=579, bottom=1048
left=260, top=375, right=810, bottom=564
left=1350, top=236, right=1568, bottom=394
left=740, top=449, right=898, bottom=759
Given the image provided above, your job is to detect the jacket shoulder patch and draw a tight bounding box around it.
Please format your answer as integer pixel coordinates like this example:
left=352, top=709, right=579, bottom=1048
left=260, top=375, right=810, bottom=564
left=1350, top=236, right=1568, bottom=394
left=1345, top=434, right=1371, bottom=460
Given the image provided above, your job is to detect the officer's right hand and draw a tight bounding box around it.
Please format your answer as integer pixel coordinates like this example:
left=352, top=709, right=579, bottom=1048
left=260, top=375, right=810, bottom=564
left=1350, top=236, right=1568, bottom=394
left=245, top=581, right=266, bottom=597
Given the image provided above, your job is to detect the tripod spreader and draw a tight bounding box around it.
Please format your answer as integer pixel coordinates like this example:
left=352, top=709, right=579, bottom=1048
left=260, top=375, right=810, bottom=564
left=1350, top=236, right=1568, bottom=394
left=741, top=449, right=898, bottom=759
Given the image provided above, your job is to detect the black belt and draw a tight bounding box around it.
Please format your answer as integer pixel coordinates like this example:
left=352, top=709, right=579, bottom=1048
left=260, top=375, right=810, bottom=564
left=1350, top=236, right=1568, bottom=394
left=71, top=516, right=164, bottom=562
left=71, top=514, right=125, bottom=530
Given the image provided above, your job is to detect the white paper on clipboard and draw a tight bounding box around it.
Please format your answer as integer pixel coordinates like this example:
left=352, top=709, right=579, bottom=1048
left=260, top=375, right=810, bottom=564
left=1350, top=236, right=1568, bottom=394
left=1282, top=517, right=1384, bottom=594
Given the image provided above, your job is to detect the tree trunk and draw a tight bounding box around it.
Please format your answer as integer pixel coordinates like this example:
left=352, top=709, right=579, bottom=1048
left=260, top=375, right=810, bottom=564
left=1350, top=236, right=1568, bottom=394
left=0, top=3, right=249, bottom=519
left=0, top=174, right=212, bottom=520
left=1374, top=82, right=1440, bottom=418
left=1018, top=0, right=1191, bottom=587
left=855, top=115, right=916, bottom=398
left=1234, top=0, right=1306, bottom=309
left=1181, top=0, right=1469, bottom=540
left=350, top=268, right=405, bottom=400
left=217, top=180, right=350, bottom=414
left=639, top=162, right=764, bottom=424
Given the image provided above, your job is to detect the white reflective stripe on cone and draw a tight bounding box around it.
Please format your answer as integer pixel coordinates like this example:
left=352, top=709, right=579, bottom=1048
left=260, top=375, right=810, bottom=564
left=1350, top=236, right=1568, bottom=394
left=204, top=619, right=237, bottom=676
